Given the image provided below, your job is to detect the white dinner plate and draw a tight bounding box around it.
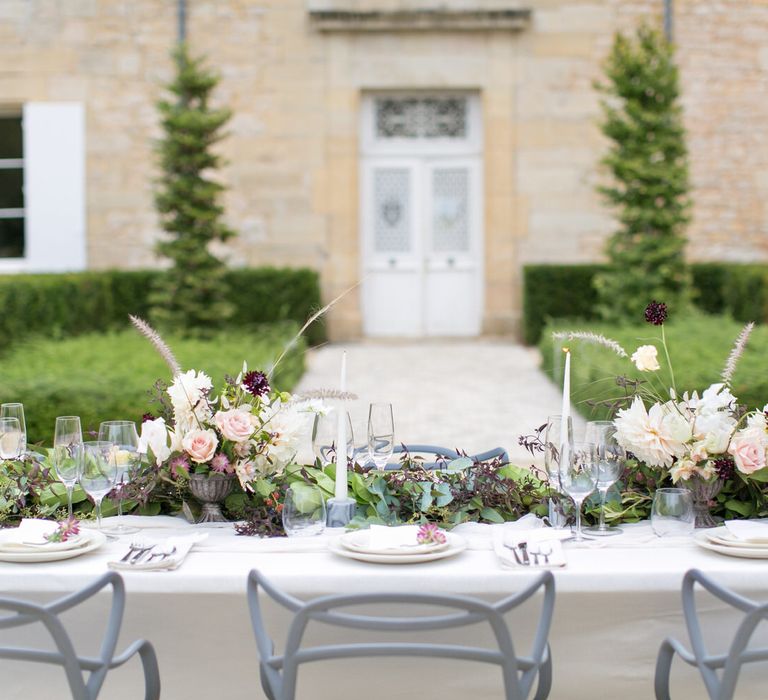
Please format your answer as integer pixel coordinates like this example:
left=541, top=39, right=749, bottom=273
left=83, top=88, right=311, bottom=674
left=694, top=530, right=768, bottom=559
left=703, top=527, right=768, bottom=550
left=330, top=534, right=467, bottom=564
left=0, top=530, right=107, bottom=563
left=339, top=529, right=451, bottom=556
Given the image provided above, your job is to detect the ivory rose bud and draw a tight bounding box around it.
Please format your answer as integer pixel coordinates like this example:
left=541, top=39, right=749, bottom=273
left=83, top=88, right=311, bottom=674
left=728, top=430, right=766, bottom=475
left=182, top=429, right=219, bottom=464
left=214, top=408, right=257, bottom=443
left=631, top=345, right=660, bottom=372
left=138, top=417, right=171, bottom=466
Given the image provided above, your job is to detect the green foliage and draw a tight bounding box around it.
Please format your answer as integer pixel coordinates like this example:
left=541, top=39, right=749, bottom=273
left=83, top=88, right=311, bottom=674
left=522, top=263, right=768, bottom=344
left=540, top=313, right=768, bottom=421
left=594, top=24, right=692, bottom=322
left=0, top=325, right=304, bottom=445
left=151, top=43, right=235, bottom=334
left=0, top=267, right=324, bottom=348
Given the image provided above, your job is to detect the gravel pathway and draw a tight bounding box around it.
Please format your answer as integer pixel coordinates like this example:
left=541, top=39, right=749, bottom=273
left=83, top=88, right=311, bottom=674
left=293, top=339, right=586, bottom=467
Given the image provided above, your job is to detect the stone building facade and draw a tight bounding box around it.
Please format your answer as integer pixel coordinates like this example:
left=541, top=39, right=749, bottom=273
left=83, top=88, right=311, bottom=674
left=0, top=1, right=766, bottom=338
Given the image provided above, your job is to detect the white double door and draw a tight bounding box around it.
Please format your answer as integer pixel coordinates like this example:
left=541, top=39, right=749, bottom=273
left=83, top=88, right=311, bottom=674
left=361, top=157, right=482, bottom=337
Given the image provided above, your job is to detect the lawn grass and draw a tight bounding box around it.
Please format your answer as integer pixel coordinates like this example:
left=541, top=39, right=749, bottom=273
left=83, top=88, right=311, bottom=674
left=540, top=312, right=768, bottom=420
left=0, top=323, right=305, bottom=445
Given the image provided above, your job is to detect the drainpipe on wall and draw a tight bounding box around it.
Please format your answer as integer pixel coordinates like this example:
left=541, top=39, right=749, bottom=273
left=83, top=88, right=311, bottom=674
left=177, top=0, right=187, bottom=42
left=663, top=0, right=673, bottom=42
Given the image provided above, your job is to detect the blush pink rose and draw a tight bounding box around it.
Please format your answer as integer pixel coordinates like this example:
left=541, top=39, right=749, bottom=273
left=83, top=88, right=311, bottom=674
left=182, top=428, right=219, bottom=464
left=214, top=408, right=257, bottom=443
left=729, top=431, right=766, bottom=475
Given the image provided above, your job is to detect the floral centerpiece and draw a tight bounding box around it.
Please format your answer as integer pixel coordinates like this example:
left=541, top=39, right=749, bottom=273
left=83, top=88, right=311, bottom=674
left=556, top=301, right=768, bottom=527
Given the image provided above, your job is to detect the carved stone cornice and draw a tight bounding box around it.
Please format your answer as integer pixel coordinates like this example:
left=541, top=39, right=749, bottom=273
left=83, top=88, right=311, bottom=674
left=308, top=8, right=531, bottom=32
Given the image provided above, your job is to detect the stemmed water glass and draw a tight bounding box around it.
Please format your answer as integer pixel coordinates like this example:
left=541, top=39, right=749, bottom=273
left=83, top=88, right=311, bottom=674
left=584, top=421, right=625, bottom=536
left=98, top=420, right=141, bottom=535
left=1, top=403, right=26, bottom=457
left=0, top=417, right=23, bottom=460
left=311, top=411, right=354, bottom=466
left=53, top=416, right=83, bottom=519
left=79, top=441, right=119, bottom=533
left=367, top=402, right=394, bottom=471
left=543, top=415, right=573, bottom=527
left=559, top=441, right=598, bottom=542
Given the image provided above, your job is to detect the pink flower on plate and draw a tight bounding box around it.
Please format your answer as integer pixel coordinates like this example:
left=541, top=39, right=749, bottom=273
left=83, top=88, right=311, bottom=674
left=182, top=429, right=219, bottom=464
left=416, top=523, right=447, bottom=546
left=728, top=428, right=767, bottom=475
left=214, top=408, right=257, bottom=443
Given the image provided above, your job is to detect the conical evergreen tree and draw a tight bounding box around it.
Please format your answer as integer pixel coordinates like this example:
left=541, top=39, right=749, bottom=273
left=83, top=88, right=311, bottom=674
left=150, top=43, right=235, bottom=335
left=594, top=25, right=691, bottom=322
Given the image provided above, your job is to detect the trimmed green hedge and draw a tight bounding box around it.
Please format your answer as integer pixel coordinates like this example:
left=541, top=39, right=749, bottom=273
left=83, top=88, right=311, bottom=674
left=0, top=267, right=325, bottom=350
left=524, top=263, right=768, bottom=344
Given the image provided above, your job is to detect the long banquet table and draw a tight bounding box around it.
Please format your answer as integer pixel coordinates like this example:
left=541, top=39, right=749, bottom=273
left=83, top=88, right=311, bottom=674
left=1, top=516, right=767, bottom=700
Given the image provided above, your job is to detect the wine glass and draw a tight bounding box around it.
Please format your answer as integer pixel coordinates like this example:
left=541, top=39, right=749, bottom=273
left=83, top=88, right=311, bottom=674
left=79, top=441, right=119, bottom=533
left=0, top=417, right=23, bottom=460
left=559, top=441, right=598, bottom=542
left=1, top=403, right=26, bottom=457
left=311, top=411, right=354, bottom=466
left=282, top=484, right=327, bottom=537
left=368, top=402, right=394, bottom=471
left=543, top=415, right=573, bottom=528
left=53, top=416, right=83, bottom=519
left=651, top=488, right=695, bottom=537
left=584, top=421, right=625, bottom=536
left=98, top=420, right=141, bottom=535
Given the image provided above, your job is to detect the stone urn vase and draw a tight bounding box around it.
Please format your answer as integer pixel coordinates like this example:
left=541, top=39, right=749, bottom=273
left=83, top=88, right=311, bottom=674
left=686, top=476, right=724, bottom=529
left=188, top=473, right=236, bottom=523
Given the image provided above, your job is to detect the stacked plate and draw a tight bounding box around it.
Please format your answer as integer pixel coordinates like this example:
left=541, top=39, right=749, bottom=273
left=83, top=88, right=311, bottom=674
left=694, top=522, right=768, bottom=559
left=330, top=526, right=467, bottom=564
left=0, top=521, right=107, bottom=563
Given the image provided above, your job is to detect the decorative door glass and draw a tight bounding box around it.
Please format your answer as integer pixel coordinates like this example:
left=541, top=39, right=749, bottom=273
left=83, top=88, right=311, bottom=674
left=373, top=168, right=411, bottom=253
left=375, top=97, right=468, bottom=140
left=431, top=168, right=469, bottom=253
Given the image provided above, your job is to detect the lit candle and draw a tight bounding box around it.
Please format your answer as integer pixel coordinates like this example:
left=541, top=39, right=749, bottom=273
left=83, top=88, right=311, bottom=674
left=334, top=351, right=348, bottom=500
left=561, top=347, right=571, bottom=430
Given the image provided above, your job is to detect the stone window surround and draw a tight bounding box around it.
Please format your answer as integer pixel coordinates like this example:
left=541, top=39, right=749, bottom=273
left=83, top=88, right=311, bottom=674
left=308, top=7, right=531, bottom=32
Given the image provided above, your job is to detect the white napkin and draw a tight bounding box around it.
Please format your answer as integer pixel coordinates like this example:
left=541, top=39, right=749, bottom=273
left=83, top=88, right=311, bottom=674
left=108, top=533, right=208, bottom=572
left=0, top=519, right=85, bottom=552
left=367, top=525, right=424, bottom=551
left=724, top=520, right=768, bottom=544
left=492, top=520, right=569, bottom=569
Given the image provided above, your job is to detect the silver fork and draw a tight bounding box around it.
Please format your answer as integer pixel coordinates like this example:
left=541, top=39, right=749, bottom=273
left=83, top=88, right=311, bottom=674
left=119, top=541, right=147, bottom=563
left=147, top=546, right=177, bottom=563
left=504, top=543, right=530, bottom=566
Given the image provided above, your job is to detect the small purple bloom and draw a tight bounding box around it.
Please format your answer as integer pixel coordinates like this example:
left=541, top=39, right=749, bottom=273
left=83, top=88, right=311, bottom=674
left=243, top=370, right=270, bottom=398
left=141, top=412, right=155, bottom=424
left=211, top=452, right=231, bottom=473
left=45, top=517, right=80, bottom=543
left=644, top=300, right=668, bottom=326
left=713, top=456, right=735, bottom=481
left=416, top=523, right=447, bottom=546
left=170, top=455, right=190, bottom=479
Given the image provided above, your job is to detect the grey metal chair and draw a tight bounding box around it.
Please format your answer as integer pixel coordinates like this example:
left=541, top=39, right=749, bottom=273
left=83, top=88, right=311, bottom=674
left=247, top=568, right=554, bottom=700
left=655, top=568, right=768, bottom=700
left=0, top=571, right=160, bottom=700
left=387, top=444, right=510, bottom=470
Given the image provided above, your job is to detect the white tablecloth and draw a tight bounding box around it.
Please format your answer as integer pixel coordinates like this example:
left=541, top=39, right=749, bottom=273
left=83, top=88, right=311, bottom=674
left=1, top=516, right=766, bottom=699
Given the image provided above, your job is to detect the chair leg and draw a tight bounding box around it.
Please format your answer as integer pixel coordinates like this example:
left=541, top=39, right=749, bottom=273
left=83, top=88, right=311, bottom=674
left=532, top=649, right=552, bottom=700
left=654, top=639, right=676, bottom=700
left=137, top=641, right=161, bottom=700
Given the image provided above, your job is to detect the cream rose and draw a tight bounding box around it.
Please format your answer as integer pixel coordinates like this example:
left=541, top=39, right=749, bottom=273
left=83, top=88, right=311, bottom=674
left=138, top=417, right=171, bottom=466
left=729, top=429, right=766, bottom=475
left=182, top=428, right=219, bottom=464
left=631, top=345, right=660, bottom=372
left=214, top=408, right=257, bottom=443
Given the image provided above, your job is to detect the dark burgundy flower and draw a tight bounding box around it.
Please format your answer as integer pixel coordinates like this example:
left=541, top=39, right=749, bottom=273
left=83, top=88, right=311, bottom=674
left=243, top=370, right=270, bottom=398
left=713, top=457, right=735, bottom=481
left=644, top=300, right=668, bottom=325
left=141, top=412, right=155, bottom=424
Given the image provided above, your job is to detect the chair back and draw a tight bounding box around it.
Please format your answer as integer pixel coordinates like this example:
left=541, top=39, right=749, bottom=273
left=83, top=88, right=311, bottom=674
left=0, top=571, right=159, bottom=700
left=248, top=568, right=555, bottom=700
left=389, top=444, right=510, bottom=470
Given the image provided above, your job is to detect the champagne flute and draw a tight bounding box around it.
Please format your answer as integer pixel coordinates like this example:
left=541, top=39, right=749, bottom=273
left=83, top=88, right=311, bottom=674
left=80, top=441, right=119, bottom=533
left=559, top=441, right=598, bottom=542
left=1, top=403, right=26, bottom=457
left=543, top=415, right=573, bottom=528
left=98, top=420, right=141, bottom=535
left=53, top=416, right=83, bottom=519
left=0, top=417, right=23, bottom=460
left=584, top=421, right=625, bottom=536
left=311, top=411, right=354, bottom=466
left=367, top=402, right=394, bottom=471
